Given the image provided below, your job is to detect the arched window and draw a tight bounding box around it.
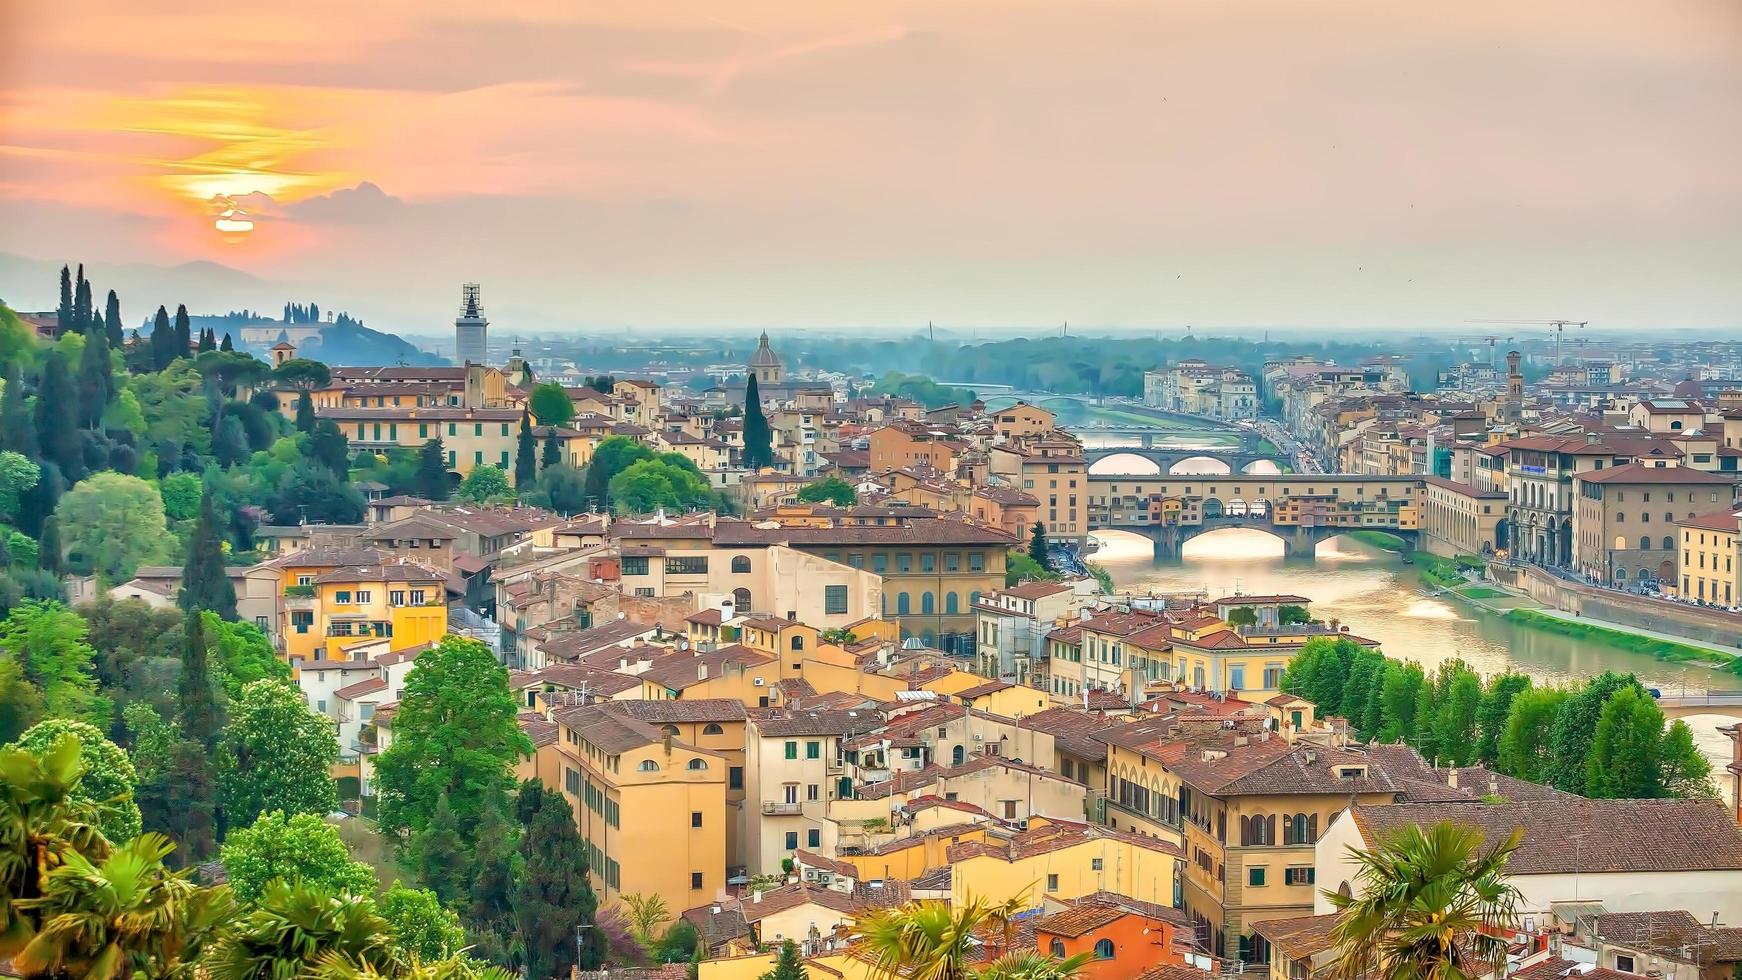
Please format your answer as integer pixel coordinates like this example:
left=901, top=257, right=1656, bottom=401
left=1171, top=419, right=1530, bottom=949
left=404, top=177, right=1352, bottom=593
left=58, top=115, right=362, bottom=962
left=733, top=587, right=752, bottom=612
left=791, top=636, right=805, bottom=651
left=969, top=590, right=982, bottom=607
left=1614, top=567, right=1629, bottom=583
left=1049, top=940, right=1066, bottom=958
left=637, top=760, right=660, bottom=772
left=1639, top=536, right=1652, bottom=550
left=662, top=725, right=680, bottom=736
left=703, top=723, right=724, bottom=735
left=1613, top=535, right=1627, bottom=550
left=731, top=555, right=752, bottom=573
left=1290, top=813, right=1309, bottom=844
left=945, top=592, right=959, bottom=614
left=897, top=593, right=911, bottom=615
left=1670, top=420, right=1683, bottom=430
left=921, top=592, right=935, bottom=615
left=1093, top=940, right=1115, bottom=960
left=687, top=758, right=709, bottom=770
left=1663, top=536, right=1675, bottom=551
left=952, top=745, right=965, bottom=766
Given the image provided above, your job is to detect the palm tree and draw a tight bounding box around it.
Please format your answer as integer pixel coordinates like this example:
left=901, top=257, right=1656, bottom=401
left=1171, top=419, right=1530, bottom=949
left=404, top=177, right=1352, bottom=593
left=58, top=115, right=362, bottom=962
left=311, top=951, right=517, bottom=979
left=205, top=880, right=396, bottom=980
left=1327, top=822, right=1523, bottom=980
left=859, top=896, right=1030, bottom=980
left=976, top=949, right=1094, bottom=980
left=0, top=734, right=113, bottom=960
left=621, top=892, right=671, bottom=952
left=11, top=832, right=232, bottom=979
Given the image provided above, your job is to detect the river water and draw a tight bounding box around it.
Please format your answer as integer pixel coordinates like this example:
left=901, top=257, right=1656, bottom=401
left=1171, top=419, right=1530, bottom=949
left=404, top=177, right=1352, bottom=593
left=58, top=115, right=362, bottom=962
left=1089, top=526, right=1737, bottom=803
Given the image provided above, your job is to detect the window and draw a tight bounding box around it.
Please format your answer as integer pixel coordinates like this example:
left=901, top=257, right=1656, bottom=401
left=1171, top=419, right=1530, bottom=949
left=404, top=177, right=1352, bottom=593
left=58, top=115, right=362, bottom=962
left=691, top=872, right=703, bottom=890
left=824, top=585, right=849, bottom=615
left=667, top=556, right=709, bottom=576
left=687, top=759, right=708, bottom=771
left=807, top=784, right=820, bottom=801
left=729, top=767, right=743, bottom=790
left=873, top=555, right=888, bottom=573
left=1093, top=940, right=1114, bottom=960
left=1046, top=874, right=1059, bottom=891
left=622, top=556, right=649, bottom=576
left=637, top=760, right=660, bottom=772
left=969, top=552, right=984, bottom=571
left=1248, top=867, right=1266, bottom=887
left=784, top=832, right=798, bottom=850
left=1615, top=955, right=1635, bottom=974
left=1091, top=857, right=1103, bottom=871
left=565, top=768, right=581, bottom=794
left=791, top=635, right=805, bottom=651
left=807, top=829, right=821, bottom=848
left=805, top=741, right=821, bottom=759
left=1284, top=867, right=1315, bottom=886
left=1049, top=940, right=1066, bottom=957
left=690, top=811, right=703, bottom=828
left=897, top=554, right=912, bottom=573
left=785, top=741, right=798, bottom=759
left=703, top=723, right=724, bottom=735
left=897, top=593, right=911, bottom=615
left=731, top=555, right=752, bottom=573
left=334, top=590, right=352, bottom=604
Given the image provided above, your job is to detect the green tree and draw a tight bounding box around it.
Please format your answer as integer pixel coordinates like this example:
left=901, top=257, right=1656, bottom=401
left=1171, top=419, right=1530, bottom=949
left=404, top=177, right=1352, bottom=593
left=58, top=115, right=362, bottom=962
left=181, top=492, right=238, bottom=620
left=34, top=350, right=83, bottom=481
left=742, top=374, right=774, bottom=470
left=517, top=780, right=601, bottom=976
left=522, top=464, right=588, bottom=513
left=859, top=896, right=1028, bottom=980
left=0, top=658, right=45, bottom=743
left=56, top=264, right=73, bottom=335
left=218, top=679, right=340, bottom=828
left=1376, top=660, right=1425, bottom=743
left=206, top=879, right=395, bottom=978
left=514, top=413, right=537, bottom=487
left=177, top=608, right=221, bottom=749
left=1475, top=673, right=1531, bottom=765
left=607, top=458, right=713, bottom=514
left=405, top=794, right=470, bottom=908
left=1278, top=604, right=1311, bottom=625
left=0, top=451, right=41, bottom=524
left=415, top=439, right=451, bottom=501
left=51, top=472, right=176, bottom=581
left=541, top=427, right=562, bottom=471
left=1431, top=661, right=1484, bottom=767
left=172, top=305, right=191, bottom=361
left=1327, top=823, right=1521, bottom=980
left=148, top=306, right=174, bottom=370
left=1659, top=719, right=1718, bottom=800
left=622, top=893, right=671, bottom=952
left=1546, top=671, right=1643, bottom=794
left=306, top=419, right=353, bottom=474
left=0, top=362, right=39, bottom=460
left=583, top=436, right=654, bottom=511
left=104, top=290, right=124, bottom=350
left=796, top=477, right=857, bottom=507
left=272, top=357, right=332, bottom=392
left=218, top=810, right=377, bottom=903
left=1339, top=649, right=1384, bottom=739
left=1584, top=686, right=1665, bottom=799
left=458, top=464, right=512, bottom=503
left=1225, top=606, right=1258, bottom=628
left=381, top=881, right=468, bottom=963
left=527, top=383, right=575, bottom=427
left=657, top=919, right=700, bottom=964
left=76, top=321, right=113, bottom=428
left=295, top=389, right=316, bottom=432
left=374, top=636, right=532, bottom=840
left=10, top=719, right=143, bottom=844
left=464, top=804, right=522, bottom=968
left=1027, top=521, right=1049, bottom=567
left=158, top=472, right=203, bottom=522
left=760, top=939, right=809, bottom=980
left=205, top=614, right=292, bottom=700
left=1004, top=552, right=1058, bottom=587
left=1495, top=686, right=1568, bottom=783
left=0, top=599, right=110, bottom=726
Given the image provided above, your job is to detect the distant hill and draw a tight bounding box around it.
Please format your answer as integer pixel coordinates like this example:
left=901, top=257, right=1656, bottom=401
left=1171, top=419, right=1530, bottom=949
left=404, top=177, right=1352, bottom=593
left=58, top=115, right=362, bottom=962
left=200, top=313, right=446, bottom=367
left=0, top=252, right=265, bottom=314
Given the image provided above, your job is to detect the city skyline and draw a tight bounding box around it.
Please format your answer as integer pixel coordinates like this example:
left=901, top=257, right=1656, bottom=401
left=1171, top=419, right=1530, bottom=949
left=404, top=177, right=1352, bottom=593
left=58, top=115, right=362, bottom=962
left=2, top=0, right=1740, bottom=333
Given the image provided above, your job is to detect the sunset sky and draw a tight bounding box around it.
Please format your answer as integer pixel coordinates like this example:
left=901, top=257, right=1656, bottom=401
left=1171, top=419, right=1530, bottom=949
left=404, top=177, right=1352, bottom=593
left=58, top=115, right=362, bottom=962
left=2, top=0, right=1739, bottom=333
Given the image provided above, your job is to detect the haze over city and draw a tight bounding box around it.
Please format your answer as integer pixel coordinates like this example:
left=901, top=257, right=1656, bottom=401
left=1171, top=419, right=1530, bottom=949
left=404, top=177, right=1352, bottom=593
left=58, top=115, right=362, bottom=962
left=3, top=0, right=1740, bottom=333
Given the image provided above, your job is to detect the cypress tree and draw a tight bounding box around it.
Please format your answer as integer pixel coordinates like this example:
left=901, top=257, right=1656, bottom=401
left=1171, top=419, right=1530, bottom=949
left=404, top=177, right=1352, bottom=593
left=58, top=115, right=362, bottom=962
left=515, top=413, right=537, bottom=487
left=56, top=264, right=73, bottom=335
left=177, top=609, right=221, bottom=749
left=0, top=362, right=37, bottom=460
left=219, top=332, right=234, bottom=352
left=105, top=290, right=124, bottom=349
left=197, top=327, right=213, bottom=352
left=77, top=321, right=113, bottom=428
left=73, top=269, right=92, bottom=335
left=1028, top=520, right=1050, bottom=567
left=517, top=782, right=601, bottom=976
left=151, top=306, right=173, bottom=369
left=541, top=426, right=561, bottom=470
left=181, top=493, right=237, bottom=619
left=295, top=390, right=316, bottom=432
left=416, top=439, right=451, bottom=501
left=33, top=351, right=82, bottom=480
left=15, top=462, right=63, bottom=538
left=38, top=517, right=63, bottom=576
left=173, top=304, right=192, bottom=360
left=742, top=373, right=773, bottom=470
left=760, top=940, right=807, bottom=980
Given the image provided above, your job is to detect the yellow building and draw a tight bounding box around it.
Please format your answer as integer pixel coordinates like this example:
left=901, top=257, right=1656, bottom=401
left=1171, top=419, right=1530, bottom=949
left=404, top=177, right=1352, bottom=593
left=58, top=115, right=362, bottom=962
left=551, top=701, right=729, bottom=913
left=946, top=818, right=1180, bottom=910
left=314, top=405, right=594, bottom=477
left=307, top=563, right=448, bottom=662
left=1676, top=509, right=1741, bottom=605
left=598, top=699, right=750, bottom=872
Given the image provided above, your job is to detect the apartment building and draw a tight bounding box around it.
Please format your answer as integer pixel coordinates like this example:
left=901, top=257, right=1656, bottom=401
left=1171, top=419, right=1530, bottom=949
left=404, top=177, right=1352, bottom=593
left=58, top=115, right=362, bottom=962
left=1571, top=464, right=1738, bottom=587
left=618, top=541, right=880, bottom=629
left=1677, top=509, right=1742, bottom=605
left=945, top=819, right=1181, bottom=909
left=313, top=405, right=594, bottom=477
left=1417, top=475, right=1507, bottom=557
left=742, top=710, right=877, bottom=875
left=973, top=581, right=1087, bottom=684
left=988, top=438, right=1089, bottom=545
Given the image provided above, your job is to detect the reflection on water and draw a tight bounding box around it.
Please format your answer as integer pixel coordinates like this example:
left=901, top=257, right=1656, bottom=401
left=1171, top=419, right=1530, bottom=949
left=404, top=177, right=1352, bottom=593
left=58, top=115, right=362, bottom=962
left=1092, top=526, right=1736, bottom=803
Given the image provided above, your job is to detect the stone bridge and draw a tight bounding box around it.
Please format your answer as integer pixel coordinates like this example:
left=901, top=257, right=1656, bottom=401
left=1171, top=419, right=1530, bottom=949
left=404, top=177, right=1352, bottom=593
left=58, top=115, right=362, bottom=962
left=1085, top=445, right=1285, bottom=474
left=1652, top=693, right=1742, bottom=722
left=1111, top=518, right=1416, bottom=560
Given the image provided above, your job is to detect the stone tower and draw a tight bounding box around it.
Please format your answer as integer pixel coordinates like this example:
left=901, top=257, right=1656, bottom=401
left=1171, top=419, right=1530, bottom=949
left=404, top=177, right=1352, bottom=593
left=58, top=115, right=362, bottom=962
left=454, top=283, right=488, bottom=366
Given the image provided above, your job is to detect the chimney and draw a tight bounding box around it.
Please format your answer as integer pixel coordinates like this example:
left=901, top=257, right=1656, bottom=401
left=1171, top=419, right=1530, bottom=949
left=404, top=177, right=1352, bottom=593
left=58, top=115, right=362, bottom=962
left=752, top=888, right=763, bottom=904
left=698, top=663, right=709, bottom=681
left=1447, top=769, right=1459, bottom=790
left=663, top=732, right=673, bottom=755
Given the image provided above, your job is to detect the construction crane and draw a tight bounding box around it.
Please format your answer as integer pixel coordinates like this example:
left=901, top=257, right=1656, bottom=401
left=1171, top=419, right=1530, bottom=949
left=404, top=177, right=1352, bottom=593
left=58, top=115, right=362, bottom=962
left=1466, top=318, right=1587, bottom=363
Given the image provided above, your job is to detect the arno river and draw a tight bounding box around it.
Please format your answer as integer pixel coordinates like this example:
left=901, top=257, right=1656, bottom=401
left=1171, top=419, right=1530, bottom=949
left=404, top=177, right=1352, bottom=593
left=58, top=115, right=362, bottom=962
left=1089, top=524, right=1736, bottom=802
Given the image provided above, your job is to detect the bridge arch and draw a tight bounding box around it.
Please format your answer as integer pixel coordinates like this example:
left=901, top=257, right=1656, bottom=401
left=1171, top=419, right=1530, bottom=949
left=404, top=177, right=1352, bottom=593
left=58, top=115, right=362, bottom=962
left=1088, top=453, right=1163, bottom=476
left=1169, top=455, right=1234, bottom=475
left=1241, top=458, right=1283, bottom=475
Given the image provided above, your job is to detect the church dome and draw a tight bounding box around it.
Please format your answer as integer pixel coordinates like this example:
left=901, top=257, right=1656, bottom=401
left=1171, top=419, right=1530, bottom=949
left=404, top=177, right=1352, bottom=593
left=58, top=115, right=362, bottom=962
left=749, top=331, right=783, bottom=369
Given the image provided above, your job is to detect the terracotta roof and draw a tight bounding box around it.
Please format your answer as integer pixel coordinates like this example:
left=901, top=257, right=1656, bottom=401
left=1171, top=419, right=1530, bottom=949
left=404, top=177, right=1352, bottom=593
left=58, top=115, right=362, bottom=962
left=752, top=709, right=880, bottom=738
left=734, top=883, right=864, bottom=923
left=793, top=849, right=858, bottom=878
left=1250, top=912, right=1342, bottom=960
left=1678, top=509, right=1741, bottom=532
left=639, top=645, right=773, bottom=691
left=518, top=714, right=559, bottom=748
left=1586, top=911, right=1742, bottom=965
left=947, top=821, right=1178, bottom=864
left=509, top=663, right=642, bottom=697
left=1131, top=967, right=1215, bottom=980
left=1167, top=739, right=1399, bottom=798
left=312, top=562, right=446, bottom=584
left=333, top=676, right=387, bottom=700
left=955, top=680, right=1013, bottom=699
left=1033, top=902, right=1128, bottom=938
left=1509, top=956, right=1580, bottom=980
left=1575, top=463, right=1736, bottom=485
left=606, top=698, right=747, bottom=725
left=1351, top=799, right=1742, bottom=873
left=997, top=581, right=1074, bottom=601
left=552, top=703, right=666, bottom=753
left=1018, top=707, right=1122, bottom=762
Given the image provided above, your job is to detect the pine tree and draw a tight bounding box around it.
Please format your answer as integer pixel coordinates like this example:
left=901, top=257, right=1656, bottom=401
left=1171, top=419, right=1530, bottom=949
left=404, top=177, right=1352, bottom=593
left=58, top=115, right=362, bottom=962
left=0, top=362, right=37, bottom=460
left=1028, top=521, right=1050, bottom=567
left=416, top=438, right=451, bottom=501
left=518, top=782, right=601, bottom=976
left=220, top=332, right=234, bottom=352
left=466, top=805, right=521, bottom=967
left=72, top=267, right=92, bottom=335
left=407, top=794, right=471, bottom=907
left=56, top=264, right=73, bottom=335
left=33, top=351, right=82, bottom=480
left=295, top=390, right=316, bottom=432
left=76, top=320, right=113, bottom=428
left=541, top=427, right=561, bottom=470
left=173, top=304, right=192, bottom=359
left=104, top=290, right=124, bottom=349
left=760, top=940, right=807, bottom=980
left=151, top=305, right=174, bottom=369
left=515, top=413, right=537, bottom=487
left=742, top=373, right=774, bottom=470
left=181, top=493, right=238, bottom=619
left=177, top=609, right=221, bottom=748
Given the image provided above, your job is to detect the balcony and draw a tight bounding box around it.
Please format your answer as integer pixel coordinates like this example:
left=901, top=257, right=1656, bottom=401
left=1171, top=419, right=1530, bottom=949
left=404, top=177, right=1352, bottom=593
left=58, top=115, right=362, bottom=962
left=762, top=801, right=804, bottom=816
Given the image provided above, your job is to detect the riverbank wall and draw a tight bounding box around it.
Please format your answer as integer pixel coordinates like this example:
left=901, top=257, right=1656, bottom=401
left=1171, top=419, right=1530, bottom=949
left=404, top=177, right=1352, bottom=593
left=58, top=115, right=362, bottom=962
left=1494, top=564, right=1742, bottom=652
